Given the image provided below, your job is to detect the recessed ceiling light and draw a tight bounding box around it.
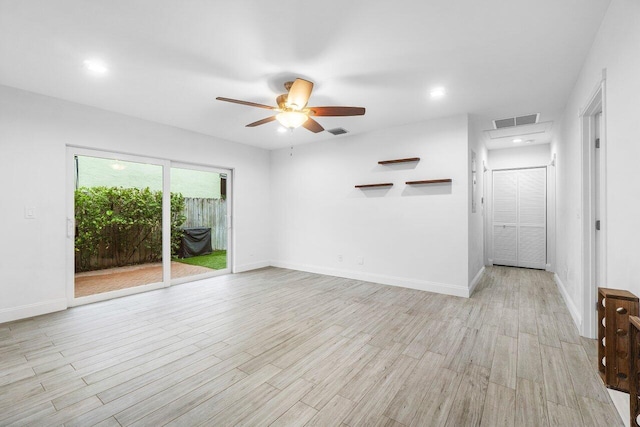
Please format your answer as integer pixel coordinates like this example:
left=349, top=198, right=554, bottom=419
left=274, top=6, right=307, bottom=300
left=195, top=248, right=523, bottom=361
left=512, top=138, right=523, bottom=143
left=430, top=87, right=446, bottom=99
left=525, top=140, right=533, bottom=144
left=83, top=59, right=108, bottom=75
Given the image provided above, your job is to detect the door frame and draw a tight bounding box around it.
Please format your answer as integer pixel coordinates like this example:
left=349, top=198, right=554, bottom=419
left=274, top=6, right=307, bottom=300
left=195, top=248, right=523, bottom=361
left=580, top=78, right=607, bottom=339
left=66, top=147, right=234, bottom=306
left=66, top=147, right=170, bottom=307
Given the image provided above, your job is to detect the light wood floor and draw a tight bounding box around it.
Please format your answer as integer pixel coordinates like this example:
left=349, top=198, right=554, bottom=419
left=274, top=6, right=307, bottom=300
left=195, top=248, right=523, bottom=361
left=0, top=266, right=623, bottom=426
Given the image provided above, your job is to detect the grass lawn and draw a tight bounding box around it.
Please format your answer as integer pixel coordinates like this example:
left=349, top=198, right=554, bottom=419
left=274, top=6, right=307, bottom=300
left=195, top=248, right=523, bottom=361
left=173, top=250, right=227, bottom=270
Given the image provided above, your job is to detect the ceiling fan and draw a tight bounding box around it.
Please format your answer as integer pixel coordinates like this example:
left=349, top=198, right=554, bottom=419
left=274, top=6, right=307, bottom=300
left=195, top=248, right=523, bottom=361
left=216, top=78, right=365, bottom=133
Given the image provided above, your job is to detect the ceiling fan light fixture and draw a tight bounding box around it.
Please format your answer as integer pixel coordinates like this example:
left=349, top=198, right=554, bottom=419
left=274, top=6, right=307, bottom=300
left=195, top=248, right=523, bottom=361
left=216, top=78, right=364, bottom=133
left=83, top=59, right=108, bottom=75
left=276, top=111, right=309, bottom=129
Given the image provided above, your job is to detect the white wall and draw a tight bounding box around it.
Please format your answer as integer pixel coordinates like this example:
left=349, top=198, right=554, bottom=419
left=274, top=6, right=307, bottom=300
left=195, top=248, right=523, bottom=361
left=270, top=114, right=474, bottom=297
left=468, top=115, right=488, bottom=292
left=488, top=144, right=551, bottom=170
left=553, top=0, right=640, bottom=333
left=0, top=85, right=271, bottom=323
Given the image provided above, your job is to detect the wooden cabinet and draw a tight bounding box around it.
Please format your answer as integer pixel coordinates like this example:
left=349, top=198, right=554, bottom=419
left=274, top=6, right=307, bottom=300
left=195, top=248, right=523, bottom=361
left=628, top=316, right=640, bottom=426
left=598, top=287, right=639, bottom=392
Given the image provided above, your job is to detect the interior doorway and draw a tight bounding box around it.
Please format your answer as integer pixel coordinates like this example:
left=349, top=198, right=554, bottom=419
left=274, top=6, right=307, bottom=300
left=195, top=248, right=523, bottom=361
left=594, top=112, right=602, bottom=293
left=581, top=80, right=607, bottom=339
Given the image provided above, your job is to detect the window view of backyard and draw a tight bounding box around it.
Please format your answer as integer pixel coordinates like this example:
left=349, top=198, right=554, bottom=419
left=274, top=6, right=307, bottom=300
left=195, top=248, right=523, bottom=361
left=74, top=156, right=228, bottom=298
left=170, top=166, right=228, bottom=281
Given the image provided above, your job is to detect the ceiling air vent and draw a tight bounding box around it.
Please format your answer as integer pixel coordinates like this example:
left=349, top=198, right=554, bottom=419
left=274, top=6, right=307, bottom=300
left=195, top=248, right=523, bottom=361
left=327, top=127, right=348, bottom=135
left=516, top=114, right=539, bottom=126
left=493, top=113, right=540, bottom=129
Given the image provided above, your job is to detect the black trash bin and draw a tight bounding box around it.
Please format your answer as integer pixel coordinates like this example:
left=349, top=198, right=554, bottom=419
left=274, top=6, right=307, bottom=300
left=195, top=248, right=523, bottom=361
left=179, top=227, right=213, bottom=258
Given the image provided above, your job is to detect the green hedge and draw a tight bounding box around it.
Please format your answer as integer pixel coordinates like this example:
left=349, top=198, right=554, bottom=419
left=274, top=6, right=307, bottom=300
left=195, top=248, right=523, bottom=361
left=75, top=186, right=186, bottom=272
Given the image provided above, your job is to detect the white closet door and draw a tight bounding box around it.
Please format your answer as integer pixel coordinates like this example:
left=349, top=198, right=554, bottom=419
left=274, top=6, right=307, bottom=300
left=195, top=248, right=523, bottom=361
left=493, top=224, right=518, bottom=266
left=492, top=167, right=546, bottom=269
left=492, top=170, right=518, bottom=267
left=517, top=168, right=546, bottom=269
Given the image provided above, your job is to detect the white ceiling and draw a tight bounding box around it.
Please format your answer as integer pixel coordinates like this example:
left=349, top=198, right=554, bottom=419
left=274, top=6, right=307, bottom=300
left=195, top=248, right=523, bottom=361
left=0, top=0, right=611, bottom=150
left=484, top=121, right=554, bottom=150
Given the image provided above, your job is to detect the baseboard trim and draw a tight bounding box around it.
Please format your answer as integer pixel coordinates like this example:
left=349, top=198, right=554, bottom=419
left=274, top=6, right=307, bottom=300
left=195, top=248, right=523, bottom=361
left=554, top=273, right=582, bottom=330
left=234, top=261, right=271, bottom=273
left=0, top=298, right=67, bottom=325
left=607, top=389, right=629, bottom=427
left=469, top=266, right=486, bottom=296
left=270, top=261, right=470, bottom=298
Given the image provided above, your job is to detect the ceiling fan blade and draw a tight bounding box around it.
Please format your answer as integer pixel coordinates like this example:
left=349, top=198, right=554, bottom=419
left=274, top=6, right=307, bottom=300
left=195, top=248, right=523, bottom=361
left=246, top=116, right=276, bottom=127
left=286, top=79, right=314, bottom=110
left=216, top=97, right=275, bottom=110
left=302, top=118, right=324, bottom=133
left=309, top=106, right=365, bottom=116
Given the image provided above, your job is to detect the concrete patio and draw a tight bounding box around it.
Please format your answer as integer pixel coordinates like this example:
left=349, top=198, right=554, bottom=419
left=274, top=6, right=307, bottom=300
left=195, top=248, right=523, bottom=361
left=75, top=262, right=214, bottom=297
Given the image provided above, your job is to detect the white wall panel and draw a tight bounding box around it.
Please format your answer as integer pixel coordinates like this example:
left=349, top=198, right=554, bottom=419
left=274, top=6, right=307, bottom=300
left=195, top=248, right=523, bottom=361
left=270, top=115, right=471, bottom=295
left=553, top=0, right=640, bottom=338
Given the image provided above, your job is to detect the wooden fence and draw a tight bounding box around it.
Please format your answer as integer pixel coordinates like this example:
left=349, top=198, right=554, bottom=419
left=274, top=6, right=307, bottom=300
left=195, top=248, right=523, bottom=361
left=182, top=198, right=227, bottom=250
left=75, top=224, right=162, bottom=272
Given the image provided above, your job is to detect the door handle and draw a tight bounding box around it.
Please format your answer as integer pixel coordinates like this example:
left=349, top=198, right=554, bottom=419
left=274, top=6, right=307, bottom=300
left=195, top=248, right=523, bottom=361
left=67, top=218, right=74, bottom=238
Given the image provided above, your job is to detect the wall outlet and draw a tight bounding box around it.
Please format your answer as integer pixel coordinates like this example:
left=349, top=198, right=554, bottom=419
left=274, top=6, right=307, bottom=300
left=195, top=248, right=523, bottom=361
left=356, top=256, right=364, bottom=265
left=24, top=206, right=36, bottom=219
left=337, top=254, right=343, bottom=262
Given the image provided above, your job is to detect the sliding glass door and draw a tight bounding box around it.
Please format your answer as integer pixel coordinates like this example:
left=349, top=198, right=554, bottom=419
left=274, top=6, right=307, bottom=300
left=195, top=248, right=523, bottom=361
left=67, top=148, right=231, bottom=305
left=170, top=164, right=231, bottom=283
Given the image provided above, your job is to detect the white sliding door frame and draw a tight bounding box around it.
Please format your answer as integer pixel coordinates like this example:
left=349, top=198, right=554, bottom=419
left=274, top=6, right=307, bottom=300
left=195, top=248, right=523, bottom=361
left=66, top=147, right=170, bottom=307
left=170, top=162, right=233, bottom=285
left=66, top=147, right=234, bottom=306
